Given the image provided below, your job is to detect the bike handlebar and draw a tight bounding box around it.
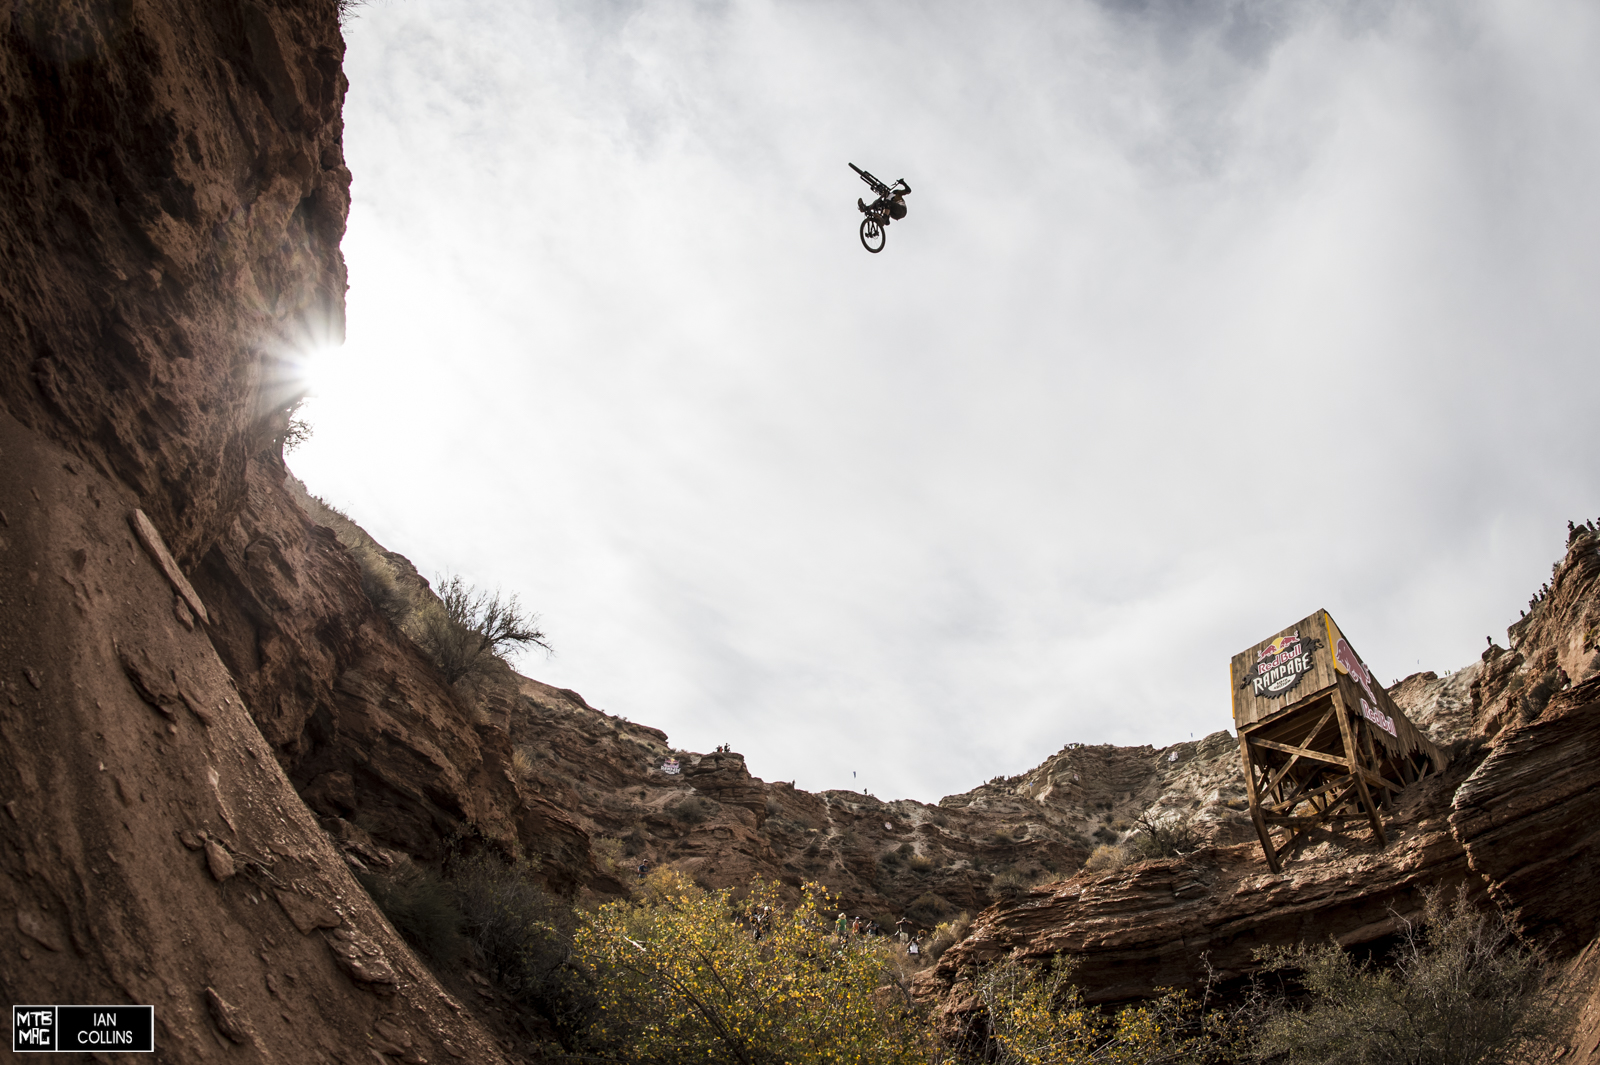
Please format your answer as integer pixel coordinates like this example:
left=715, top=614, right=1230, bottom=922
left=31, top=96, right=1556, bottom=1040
left=849, top=162, right=891, bottom=196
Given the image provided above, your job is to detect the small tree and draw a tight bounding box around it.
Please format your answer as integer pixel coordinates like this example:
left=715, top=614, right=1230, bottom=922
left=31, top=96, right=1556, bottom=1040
left=1250, top=887, right=1564, bottom=1065
left=414, top=575, right=551, bottom=683
left=1130, top=813, right=1202, bottom=861
left=971, top=952, right=1237, bottom=1064
left=573, top=870, right=932, bottom=1064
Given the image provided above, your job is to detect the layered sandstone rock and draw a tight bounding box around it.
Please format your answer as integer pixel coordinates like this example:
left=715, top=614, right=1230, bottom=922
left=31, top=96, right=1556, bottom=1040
left=0, top=4, right=518, bottom=1060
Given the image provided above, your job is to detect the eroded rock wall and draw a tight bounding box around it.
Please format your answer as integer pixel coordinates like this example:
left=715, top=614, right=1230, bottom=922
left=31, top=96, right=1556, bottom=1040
left=0, top=0, right=348, bottom=565
left=0, top=3, right=522, bottom=1059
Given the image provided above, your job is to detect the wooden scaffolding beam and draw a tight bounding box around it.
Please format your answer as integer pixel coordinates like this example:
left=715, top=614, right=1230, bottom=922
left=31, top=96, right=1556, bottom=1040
left=1231, top=610, right=1447, bottom=872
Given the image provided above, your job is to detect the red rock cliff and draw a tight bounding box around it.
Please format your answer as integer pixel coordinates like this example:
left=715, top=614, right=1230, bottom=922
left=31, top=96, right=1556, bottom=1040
left=0, top=4, right=521, bottom=1061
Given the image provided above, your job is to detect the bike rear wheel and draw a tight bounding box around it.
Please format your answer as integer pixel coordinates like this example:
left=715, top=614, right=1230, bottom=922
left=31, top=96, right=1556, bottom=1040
left=860, top=218, right=885, bottom=253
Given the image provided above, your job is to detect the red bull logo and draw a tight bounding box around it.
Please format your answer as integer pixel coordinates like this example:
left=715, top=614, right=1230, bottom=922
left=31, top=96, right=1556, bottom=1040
left=1247, top=630, right=1319, bottom=698
left=1361, top=697, right=1397, bottom=737
left=1335, top=638, right=1378, bottom=704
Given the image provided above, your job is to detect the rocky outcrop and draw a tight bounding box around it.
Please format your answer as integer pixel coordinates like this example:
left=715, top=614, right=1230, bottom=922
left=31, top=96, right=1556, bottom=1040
left=0, top=3, right=524, bottom=1060
left=918, top=743, right=1486, bottom=1009
left=190, top=457, right=602, bottom=885
left=1450, top=675, right=1600, bottom=951
left=1473, top=524, right=1600, bottom=736
left=919, top=524, right=1600, bottom=1054
left=0, top=0, right=349, bottom=566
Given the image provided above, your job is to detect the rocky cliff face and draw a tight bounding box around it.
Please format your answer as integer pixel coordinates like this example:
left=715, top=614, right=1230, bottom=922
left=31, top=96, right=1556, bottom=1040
left=1, top=0, right=348, bottom=566
left=918, top=526, right=1600, bottom=1059
left=0, top=4, right=515, bottom=1061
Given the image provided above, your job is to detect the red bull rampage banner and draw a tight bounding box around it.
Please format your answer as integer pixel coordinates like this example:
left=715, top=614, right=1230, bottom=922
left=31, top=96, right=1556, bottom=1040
left=1248, top=631, right=1322, bottom=699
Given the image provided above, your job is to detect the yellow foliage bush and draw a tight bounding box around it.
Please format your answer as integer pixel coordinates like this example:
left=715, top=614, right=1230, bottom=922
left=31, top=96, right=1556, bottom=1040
left=1083, top=844, right=1130, bottom=873
left=573, top=869, right=933, bottom=1064
left=972, top=954, right=1236, bottom=1065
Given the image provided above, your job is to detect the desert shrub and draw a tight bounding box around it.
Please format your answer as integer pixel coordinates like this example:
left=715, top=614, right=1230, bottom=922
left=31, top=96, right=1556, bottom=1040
left=669, top=794, right=715, bottom=824
left=357, top=858, right=468, bottom=964
left=970, top=953, right=1237, bottom=1064
left=510, top=745, right=535, bottom=778
left=282, top=411, right=313, bottom=453
left=1083, top=844, right=1130, bottom=873
left=926, top=912, right=973, bottom=962
left=897, top=842, right=916, bottom=857
left=905, top=892, right=954, bottom=928
left=1249, top=887, right=1564, bottom=1065
left=573, top=871, right=932, bottom=1064
left=591, top=836, right=630, bottom=880
left=880, top=848, right=904, bottom=868
left=1521, top=669, right=1562, bottom=722
left=347, top=541, right=411, bottom=623
left=908, top=853, right=934, bottom=873
left=451, top=854, right=593, bottom=1038
left=1092, top=825, right=1120, bottom=845
left=412, top=574, right=551, bottom=684
left=1130, top=812, right=1202, bottom=860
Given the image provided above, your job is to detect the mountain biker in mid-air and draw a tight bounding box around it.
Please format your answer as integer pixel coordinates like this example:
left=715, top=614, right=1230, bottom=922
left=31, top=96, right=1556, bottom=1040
left=850, top=163, right=912, bottom=253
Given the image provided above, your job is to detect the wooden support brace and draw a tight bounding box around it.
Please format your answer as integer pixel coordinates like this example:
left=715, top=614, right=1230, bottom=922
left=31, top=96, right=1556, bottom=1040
left=1247, top=736, right=1353, bottom=768
left=1238, top=732, right=1281, bottom=874
left=1334, top=691, right=1387, bottom=847
left=1263, top=705, right=1337, bottom=798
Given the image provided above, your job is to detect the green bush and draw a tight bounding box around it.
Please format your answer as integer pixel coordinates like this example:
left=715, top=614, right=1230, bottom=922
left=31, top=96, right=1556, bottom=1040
left=926, top=912, right=972, bottom=961
left=359, top=852, right=594, bottom=1047
left=356, top=859, right=468, bottom=964
left=572, top=872, right=935, bottom=1064
left=450, top=854, right=594, bottom=1039
left=969, top=954, right=1237, bottom=1064
left=350, top=542, right=411, bottom=623
left=669, top=794, right=716, bottom=824
left=905, top=892, right=953, bottom=927
left=1083, top=843, right=1129, bottom=873
left=1250, top=887, right=1564, bottom=1065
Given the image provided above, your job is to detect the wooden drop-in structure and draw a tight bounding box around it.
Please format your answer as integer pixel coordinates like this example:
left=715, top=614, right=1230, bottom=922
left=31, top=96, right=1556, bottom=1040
left=1230, top=610, right=1447, bottom=872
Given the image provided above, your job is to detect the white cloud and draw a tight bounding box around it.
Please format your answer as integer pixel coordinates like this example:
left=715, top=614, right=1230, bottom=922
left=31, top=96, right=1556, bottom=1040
left=293, top=0, right=1600, bottom=801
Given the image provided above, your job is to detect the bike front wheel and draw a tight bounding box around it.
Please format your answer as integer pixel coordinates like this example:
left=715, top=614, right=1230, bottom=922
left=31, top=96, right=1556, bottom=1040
left=860, top=218, right=885, bottom=253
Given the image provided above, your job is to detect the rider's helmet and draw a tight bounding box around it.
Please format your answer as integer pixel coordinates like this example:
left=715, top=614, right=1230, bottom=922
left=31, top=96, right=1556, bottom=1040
left=889, top=196, right=907, bottom=220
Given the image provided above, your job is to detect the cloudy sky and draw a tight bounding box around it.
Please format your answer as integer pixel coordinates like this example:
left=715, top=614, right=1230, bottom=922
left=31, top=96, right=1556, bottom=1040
left=291, top=0, right=1600, bottom=802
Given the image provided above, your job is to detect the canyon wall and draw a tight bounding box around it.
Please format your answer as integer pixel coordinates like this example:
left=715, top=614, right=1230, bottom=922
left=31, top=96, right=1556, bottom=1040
left=0, top=4, right=518, bottom=1060
left=5, top=3, right=1598, bottom=1061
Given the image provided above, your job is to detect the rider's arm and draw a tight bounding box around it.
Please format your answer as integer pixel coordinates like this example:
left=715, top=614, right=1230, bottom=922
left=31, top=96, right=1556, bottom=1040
left=895, top=179, right=912, bottom=194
